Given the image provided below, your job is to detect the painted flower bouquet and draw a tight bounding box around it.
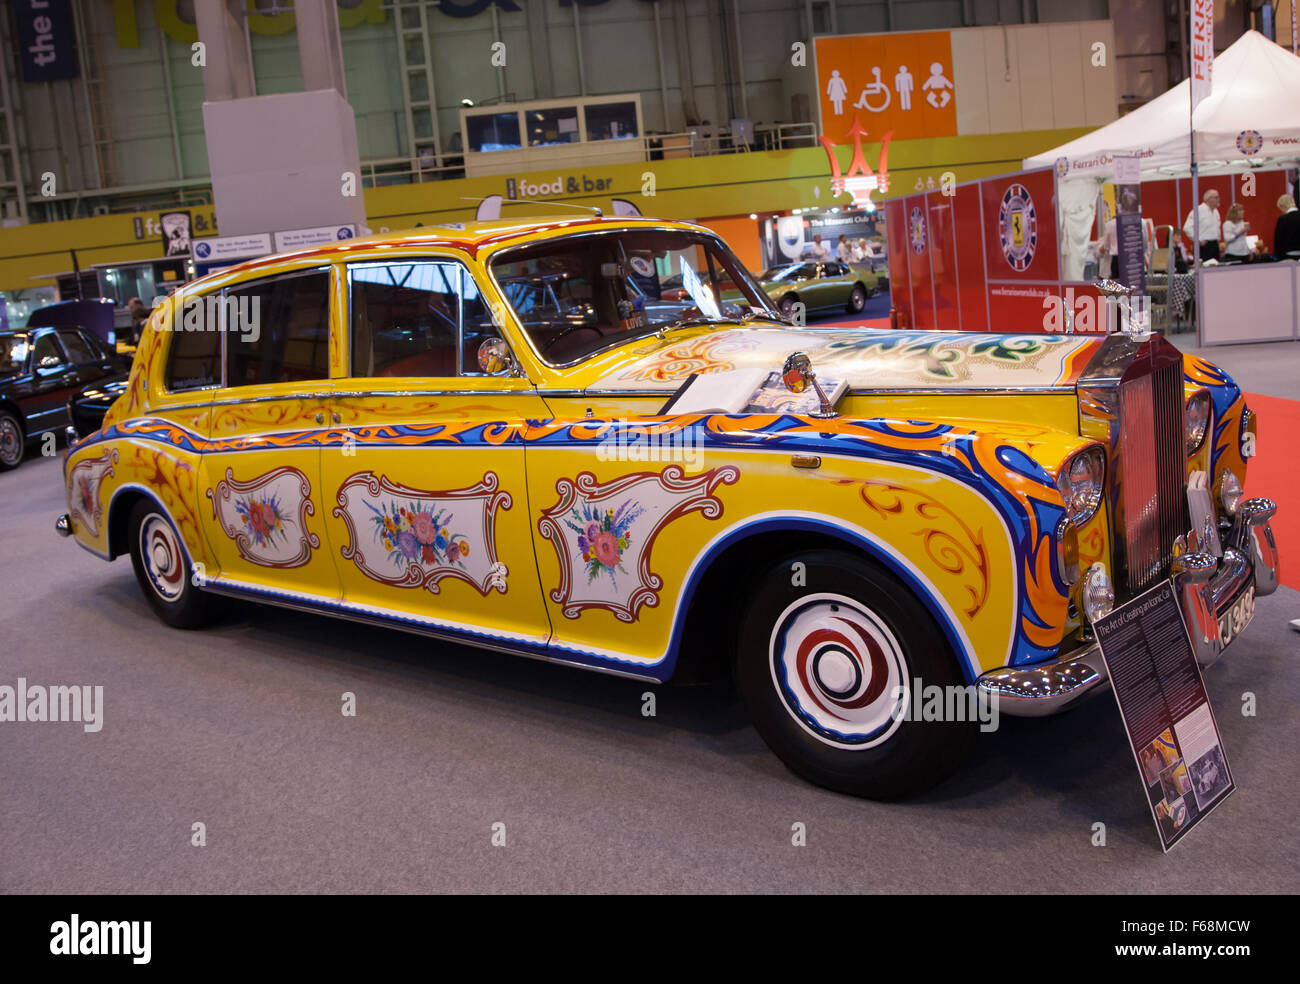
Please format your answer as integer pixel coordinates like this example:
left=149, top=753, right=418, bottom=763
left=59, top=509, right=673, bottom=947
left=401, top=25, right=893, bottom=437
left=237, top=494, right=289, bottom=548
left=370, top=500, right=470, bottom=570
left=567, top=499, right=642, bottom=585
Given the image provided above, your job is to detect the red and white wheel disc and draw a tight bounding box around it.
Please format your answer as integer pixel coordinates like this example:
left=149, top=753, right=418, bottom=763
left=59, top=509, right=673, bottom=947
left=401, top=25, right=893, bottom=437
left=140, top=513, right=186, bottom=602
left=769, top=593, right=910, bottom=749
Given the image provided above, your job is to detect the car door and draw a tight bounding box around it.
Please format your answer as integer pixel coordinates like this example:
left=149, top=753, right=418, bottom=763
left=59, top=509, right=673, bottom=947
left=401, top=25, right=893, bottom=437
left=318, top=255, right=552, bottom=647
left=25, top=329, right=79, bottom=435
left=196, top=265, right=340, bottom=599
left=815, top=262, right=850, bottom=310
left=56, top=328, right=114, bottom=388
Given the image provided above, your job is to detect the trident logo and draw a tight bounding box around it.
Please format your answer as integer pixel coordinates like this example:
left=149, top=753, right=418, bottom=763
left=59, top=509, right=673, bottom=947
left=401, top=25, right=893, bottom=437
left=819, top=116, right=893, bottom=209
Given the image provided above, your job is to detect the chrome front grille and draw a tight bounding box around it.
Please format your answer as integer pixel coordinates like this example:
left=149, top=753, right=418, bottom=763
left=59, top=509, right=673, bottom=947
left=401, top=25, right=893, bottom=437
left=1119, top=358, right=1186, bottom=592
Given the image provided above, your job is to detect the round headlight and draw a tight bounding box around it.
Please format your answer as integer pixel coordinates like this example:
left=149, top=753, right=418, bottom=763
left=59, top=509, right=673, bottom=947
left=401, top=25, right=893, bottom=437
left=1218, top=469, right=1243, bottom=516
left=1057, top=447, right=1105, bottom=525
left=1082, top=563, right=1115, bottom=623
left=1186, top=390, right=1212, bottom=455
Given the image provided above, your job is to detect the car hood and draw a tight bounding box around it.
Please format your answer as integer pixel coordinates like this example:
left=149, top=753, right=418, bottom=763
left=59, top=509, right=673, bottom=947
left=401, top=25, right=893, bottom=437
left=588, top=328, right=1105, bottom=393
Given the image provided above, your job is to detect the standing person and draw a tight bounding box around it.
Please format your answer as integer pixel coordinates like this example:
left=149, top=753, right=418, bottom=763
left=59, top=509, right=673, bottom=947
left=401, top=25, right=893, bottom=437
left=1221, top=204, right=1252, bottom=261
left=806, top=234, right=830, bottom=261
left=1097, top=216, right=1120, bottom=279
left=850, top=238, right=866, bottom=263
left=1274, top=193, right=1300, bottom=259
left=127, top=297, right=148, bottom=346
left=835, top=234, right=852, bottom=263
left=1182, top=189, right=1222, bottom=261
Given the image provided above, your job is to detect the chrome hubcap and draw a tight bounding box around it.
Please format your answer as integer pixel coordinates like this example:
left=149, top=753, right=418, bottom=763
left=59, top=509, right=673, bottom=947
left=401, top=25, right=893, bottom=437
left=139, top=514, right=186, bottom=602
left=769, top=593, right=909, bottom=749
left=0, top=419, right=19, bottom=464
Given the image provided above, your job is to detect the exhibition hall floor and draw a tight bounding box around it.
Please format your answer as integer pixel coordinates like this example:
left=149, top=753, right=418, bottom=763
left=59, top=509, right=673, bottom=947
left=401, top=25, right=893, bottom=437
left=3, top=361, right=1297, bottom=894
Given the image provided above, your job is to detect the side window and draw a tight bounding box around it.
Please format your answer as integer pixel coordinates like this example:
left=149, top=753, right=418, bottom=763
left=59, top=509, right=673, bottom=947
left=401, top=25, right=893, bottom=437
left=350, top=260, right=499, bottom=378
left=32, top=332, right=66, bottom=370
left=226, top=270, right=331, bottom=387
left=166, top=297, right=222, bottom=392
left=77, top=330, right=106, bottom=360
left=56, top=329, right=96, bottom=364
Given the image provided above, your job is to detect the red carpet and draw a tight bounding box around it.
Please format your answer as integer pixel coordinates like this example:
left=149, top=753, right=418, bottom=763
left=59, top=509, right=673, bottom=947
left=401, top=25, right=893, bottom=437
left=1243, top=393, right=1299, bottom=590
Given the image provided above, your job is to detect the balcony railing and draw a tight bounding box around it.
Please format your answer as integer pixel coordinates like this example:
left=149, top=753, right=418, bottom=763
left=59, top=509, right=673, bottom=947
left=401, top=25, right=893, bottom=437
left=16, top=122, right=819, bottom=221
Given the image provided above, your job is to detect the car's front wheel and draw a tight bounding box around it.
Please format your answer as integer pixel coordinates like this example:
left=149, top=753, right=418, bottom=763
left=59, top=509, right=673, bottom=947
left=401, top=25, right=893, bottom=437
left=0, top=411, right=25, bottom=469
left=127, top=499, right=221, bottom=629
left=847, top=283, right=868, bottom=313
left=778, top=293, right=800, bottom=321
left=735, top=549, right=975, bottom=799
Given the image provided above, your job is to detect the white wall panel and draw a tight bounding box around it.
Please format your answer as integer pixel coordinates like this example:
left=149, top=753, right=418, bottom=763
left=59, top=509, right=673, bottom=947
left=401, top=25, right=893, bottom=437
left=951, top=29, right=990, bottom=135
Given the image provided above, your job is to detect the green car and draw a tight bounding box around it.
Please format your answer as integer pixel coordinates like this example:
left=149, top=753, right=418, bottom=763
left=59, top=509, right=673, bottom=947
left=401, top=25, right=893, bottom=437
left=756, top=260, right=883, bottom=320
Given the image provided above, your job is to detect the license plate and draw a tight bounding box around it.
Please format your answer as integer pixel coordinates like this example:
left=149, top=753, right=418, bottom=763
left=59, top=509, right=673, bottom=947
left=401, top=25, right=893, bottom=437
left=1217, top=580, right=1256, bottom=648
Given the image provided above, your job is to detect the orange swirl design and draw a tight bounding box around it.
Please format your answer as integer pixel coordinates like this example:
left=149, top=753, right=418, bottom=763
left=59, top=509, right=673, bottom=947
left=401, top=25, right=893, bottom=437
left=839, top=479, right=991, bottom=618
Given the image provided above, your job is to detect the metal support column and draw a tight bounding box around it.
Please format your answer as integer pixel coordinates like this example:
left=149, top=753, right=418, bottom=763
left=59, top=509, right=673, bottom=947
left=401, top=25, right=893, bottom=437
left=393, top=0, right=443, bottom=171
left=0, top=14, right=29, bottom=219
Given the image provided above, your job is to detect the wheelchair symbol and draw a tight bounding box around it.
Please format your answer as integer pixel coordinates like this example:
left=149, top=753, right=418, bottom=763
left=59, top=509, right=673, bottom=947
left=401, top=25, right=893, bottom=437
left=853, top=67, right=891, bottom=113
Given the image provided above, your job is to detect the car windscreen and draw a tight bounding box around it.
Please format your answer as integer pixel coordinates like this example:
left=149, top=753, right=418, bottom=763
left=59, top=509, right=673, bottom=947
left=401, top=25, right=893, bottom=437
left=489, top=229, right=777, bottom=366
left=0, top=333, right=31, bottom=374
left=761, top=265, right=804, bottom=282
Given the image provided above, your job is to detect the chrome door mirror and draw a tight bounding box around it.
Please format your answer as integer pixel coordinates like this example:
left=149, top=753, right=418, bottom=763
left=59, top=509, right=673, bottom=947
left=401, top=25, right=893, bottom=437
left=476, top=337, right=515, bottom=375
left=781, top=351, right=837, bottom=419
left=782, top=351, right=813, bottom=393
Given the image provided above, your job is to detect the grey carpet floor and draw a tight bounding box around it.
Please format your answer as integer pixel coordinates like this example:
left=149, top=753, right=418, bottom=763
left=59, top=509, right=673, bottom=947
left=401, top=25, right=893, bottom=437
left=2, top=449, right=1297, bottom=894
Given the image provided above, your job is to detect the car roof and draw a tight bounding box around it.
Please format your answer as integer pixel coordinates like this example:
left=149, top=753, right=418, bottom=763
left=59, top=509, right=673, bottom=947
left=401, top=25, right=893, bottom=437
left=189, top=215, right=711, bottom=289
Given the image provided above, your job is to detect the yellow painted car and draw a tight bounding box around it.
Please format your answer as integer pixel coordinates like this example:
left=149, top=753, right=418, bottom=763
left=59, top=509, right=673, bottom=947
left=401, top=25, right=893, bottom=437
left=57, top=216, right=1279, bottom=799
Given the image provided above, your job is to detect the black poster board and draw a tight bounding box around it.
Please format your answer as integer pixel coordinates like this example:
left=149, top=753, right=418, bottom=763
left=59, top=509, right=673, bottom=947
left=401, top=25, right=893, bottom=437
left=1093, top=579, right=1235, bottom=852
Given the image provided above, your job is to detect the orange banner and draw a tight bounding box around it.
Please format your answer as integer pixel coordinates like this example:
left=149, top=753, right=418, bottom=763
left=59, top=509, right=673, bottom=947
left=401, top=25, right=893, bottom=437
left=816, top=31, right=958, bottom=143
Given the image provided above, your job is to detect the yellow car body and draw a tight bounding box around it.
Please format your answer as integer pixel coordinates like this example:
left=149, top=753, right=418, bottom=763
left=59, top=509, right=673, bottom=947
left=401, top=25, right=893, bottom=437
left=58, top=215, right=1279, bottom=798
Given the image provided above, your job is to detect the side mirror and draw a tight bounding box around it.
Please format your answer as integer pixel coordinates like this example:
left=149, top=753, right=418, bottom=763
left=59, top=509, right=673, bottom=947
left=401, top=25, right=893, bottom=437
left=477, top=337, right=515, bottom=375
left=781, top=351, right=813, bottom=393
left=781, top=351, right=837, bottom=419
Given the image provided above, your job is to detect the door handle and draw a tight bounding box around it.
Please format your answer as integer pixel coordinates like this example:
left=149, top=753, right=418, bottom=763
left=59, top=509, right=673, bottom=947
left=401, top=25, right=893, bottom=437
left=315, top=412, right=324, bottom=424
left=332, top=411, right=341, bottom=424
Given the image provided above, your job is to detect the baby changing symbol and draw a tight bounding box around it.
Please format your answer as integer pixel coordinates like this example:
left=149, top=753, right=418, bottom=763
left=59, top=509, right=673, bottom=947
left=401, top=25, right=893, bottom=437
left=922, top=62, right=953, bottom=108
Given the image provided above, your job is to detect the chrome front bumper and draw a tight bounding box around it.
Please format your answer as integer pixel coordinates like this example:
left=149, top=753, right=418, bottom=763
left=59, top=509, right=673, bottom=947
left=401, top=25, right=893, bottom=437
left=978, top=496, right=1279, bottom=717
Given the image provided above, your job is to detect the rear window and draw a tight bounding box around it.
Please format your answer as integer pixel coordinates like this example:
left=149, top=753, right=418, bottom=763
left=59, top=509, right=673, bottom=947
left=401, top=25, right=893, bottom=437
left=166, top=300, right=222, bottom=392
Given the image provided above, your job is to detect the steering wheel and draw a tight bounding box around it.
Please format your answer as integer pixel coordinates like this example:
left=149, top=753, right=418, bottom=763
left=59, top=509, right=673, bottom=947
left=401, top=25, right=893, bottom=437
left=541, top=324, right=603, bottom=356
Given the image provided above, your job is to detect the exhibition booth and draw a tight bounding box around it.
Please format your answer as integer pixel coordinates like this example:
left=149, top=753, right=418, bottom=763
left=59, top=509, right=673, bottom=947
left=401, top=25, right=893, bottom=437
left=1026, top=30, right=1300, bottom=346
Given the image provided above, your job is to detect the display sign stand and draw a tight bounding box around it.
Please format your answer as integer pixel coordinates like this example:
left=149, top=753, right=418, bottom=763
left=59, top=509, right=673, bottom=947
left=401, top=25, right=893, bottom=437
left=1093, top=579, right=1236, bottom=851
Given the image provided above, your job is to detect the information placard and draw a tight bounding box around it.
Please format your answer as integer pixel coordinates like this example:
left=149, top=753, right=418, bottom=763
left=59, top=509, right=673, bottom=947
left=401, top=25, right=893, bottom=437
left=1093, top=579, right=1235, bottom=852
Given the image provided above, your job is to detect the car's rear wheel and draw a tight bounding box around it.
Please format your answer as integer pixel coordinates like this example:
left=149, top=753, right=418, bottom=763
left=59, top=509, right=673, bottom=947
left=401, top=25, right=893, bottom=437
left=847, top=283, right=868, bottom=313
left=0, top=411, right=24, bottom=469
left=127, top=499, right=221, bottom=629
left=735, top=549, right=975, bottom=799
left=778, top=293, right=800, bottom=321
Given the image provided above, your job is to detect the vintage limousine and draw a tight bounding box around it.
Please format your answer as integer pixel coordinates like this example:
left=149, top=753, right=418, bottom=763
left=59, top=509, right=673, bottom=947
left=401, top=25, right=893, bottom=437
left=57, top=216, right=1279, bottom=799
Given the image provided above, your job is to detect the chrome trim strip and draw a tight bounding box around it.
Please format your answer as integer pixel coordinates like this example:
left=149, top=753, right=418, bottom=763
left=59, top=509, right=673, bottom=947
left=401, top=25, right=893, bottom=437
left=199, top=575, right=665, bottom=683
left=575, top=384, right=1075, bottom=398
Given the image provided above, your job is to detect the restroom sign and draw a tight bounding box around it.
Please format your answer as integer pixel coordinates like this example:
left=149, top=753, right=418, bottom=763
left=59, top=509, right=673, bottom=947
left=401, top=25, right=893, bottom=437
left=815, top=31, right=957, bottom=143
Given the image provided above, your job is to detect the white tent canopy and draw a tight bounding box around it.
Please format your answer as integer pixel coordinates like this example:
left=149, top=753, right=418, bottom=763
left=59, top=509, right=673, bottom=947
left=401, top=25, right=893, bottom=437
left=1026, top=30, right=1300, bottom=180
